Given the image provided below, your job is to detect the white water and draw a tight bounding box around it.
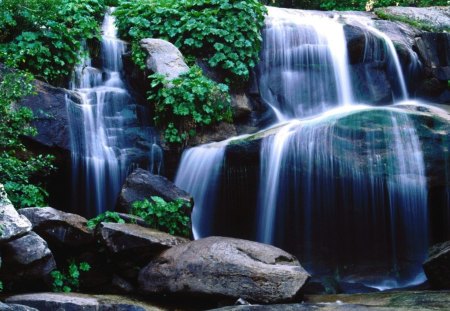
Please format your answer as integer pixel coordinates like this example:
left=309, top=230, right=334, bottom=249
left=67, top=8, right=161, bottom=216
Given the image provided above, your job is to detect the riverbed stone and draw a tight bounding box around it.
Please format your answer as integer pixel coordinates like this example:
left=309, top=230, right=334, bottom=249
left=18, top=207, right=94, bottom=247
left=0, top=185, right=32, bottom=243
left=116, top=168, right=192, bottom=213
left=423, top=241, right=450, bottom=289
left=138, top=236, right=310, bottom=303
left=5, top=293, right=164, bottom=311
left=140, top=38, right=189, bottom=81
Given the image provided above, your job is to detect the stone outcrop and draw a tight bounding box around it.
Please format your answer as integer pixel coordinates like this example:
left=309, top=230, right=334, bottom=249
left=140, top=38, right=189, bottom=81
left=18, top=207, right=94, bottom=248
left=423, top=241, right=450, bottom=289
left=98, top=222, right=188, bottom=263
left=116, top=168, right=192, bottom=213
left=138, top=236, right=310, bottom=303
left=0, top=232, right=56, bottom=291
left=5, top=293, right=164, bottom=311
left=0, top=185, right=32, bottom=243
left=375, top=6, right=450, bottom=33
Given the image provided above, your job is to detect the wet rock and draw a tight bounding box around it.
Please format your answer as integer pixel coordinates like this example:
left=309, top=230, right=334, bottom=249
left=188, top=122, right=237, bottom=147
left=140, top=38, right=189, bottom=81
left=5, top=293, right=163, bottom=311
left=0, top=185, right=32, bottom=243
left=0, top=232, right=56, bottom=291
left=423, top=241, right=450, bottom=289
left=116, top=168, right=192, bottom=213
left=18, top=207, right=94, bottom=248
left=375, top=6, right=450, bottom=33
left=231, top=93, right=252, bottom=121
left=0, top=302, right=39, bottom=311
left=98, top=222, right=189, bottom=264
left=138, top=236, right=310, bottom=303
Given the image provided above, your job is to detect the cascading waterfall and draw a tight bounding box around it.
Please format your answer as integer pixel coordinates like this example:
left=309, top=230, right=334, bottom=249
left=67, top=8, right=161, bottom=216
left=258, top=7, right=353, bottom=120
left=175, top=7, right=439, bottom=289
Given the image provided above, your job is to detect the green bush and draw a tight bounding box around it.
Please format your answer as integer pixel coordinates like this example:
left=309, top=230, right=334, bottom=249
left=132, top=196, right=191, bottom=237
left=114, top=0, right=267, bottom=83
left=86, top=211, right=125, bottom=229
left=51, top=261, right=91, bottom=293
left=0, top=70, right=54, bottom=208
left=0, top=0, right=105, bottom=85
left=149, top=66, right=232, bottom=146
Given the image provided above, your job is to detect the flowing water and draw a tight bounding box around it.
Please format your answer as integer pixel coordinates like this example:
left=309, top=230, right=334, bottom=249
left=66, top=8, right=161, bottom=216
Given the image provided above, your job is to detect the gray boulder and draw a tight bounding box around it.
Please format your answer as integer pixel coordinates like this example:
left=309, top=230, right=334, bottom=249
left=0, top=232, right=56, bottom=291
left=18, top=207, right=94, bottom=247
left=5, top=293, right=163, bottom=311
left=0, top=184, right=32, bottom=243
left=375, top=6, right=450, bottom=33
left=423, top=241, right=450, bottom=289
left=138, top=236, right=310, bottom=303
left=0, top=302, right=38, bottom=311
left=99, top=222, right=188, bottom=263
left=231, top=93, right=252, bottom=121
left=140, top=38, right=189, bottom=81
left=116, top=168, right=192, bottom=213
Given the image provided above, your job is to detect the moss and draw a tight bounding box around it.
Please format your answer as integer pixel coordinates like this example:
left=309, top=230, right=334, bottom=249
left=374, top=8, right=449, bottom=32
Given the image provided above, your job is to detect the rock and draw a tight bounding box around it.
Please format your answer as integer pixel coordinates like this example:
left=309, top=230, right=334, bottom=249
left=209, top=304, right=399, bottom=310
left=375, top=6, right=450, bottom=33
left=0, top=302, right=38, bottom=311
left=423, top=241, right=450, bottom=289
left=18, top=80, right=80, bottom=153
left=344, top=24, right=367, bottom=65
left=0, top=232, right=56, bottom=291
left=18, top=207, right=94, bottom=248
left=98, top=222, right=188, bottom=264
left=188, top=122, right=237, bottom=147
left=5, top=293, right=164, bottom=311
left=231, top=93, right=252, bottom=120
left=0, top=185, right=32, bottom=243
left=138, top=236, right=310, bottom=303
left=116, top=168, right=192, bottom=213
left=140, top=38, right=189, bottom=81
left=415, top=32, right=450, bottom=80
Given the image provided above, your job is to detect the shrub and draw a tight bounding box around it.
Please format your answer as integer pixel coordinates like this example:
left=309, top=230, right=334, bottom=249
left=131, top=196, right=191, bottom=237
left=0, top=70, right=54, bottom=208
left=149, top=66, right=232, bottom=146
left=0, top=0, right=105, bottom=85
left=86, top=211, right=125, bottom=229
left=114, top=0, right=267, bottom=83
left=51, top=261, right=91, bottom=293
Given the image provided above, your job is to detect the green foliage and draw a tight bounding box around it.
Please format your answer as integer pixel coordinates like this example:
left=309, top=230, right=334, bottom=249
left=0, top=280, right=3, bottom=292
left=148, top=66, right=232, bottom=146
left=0, top=70, right=54, bottom=208
left=132, top=196, right=191, bottom=237
left=114, top=0, right=267, bottom=82
left=0, top=0, right=105, bottom=85
left=51, top=261, right=91, bottom=293
left=87, top=211, right=125, bottom=229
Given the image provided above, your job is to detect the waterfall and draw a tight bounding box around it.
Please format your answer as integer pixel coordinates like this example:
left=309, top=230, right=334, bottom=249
left=258, top=7, right=353, bottom=120
left=174, top=7, right=438, bottom=289
left=66, top=8, right=161, bottom=216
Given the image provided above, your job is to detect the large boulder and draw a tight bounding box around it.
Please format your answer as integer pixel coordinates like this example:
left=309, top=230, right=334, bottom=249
left=0, top=184, right=32, bottom=243
left=98, top=222, right=188, bottom=264
left=5, top=293, right=164, bottom=311
left=423, top=241, right=450, bottom=289
left=375, top=6, right=450, bottom=33
left=138, top=236, right=310, bottom=303
left=140, top=38, right=189, bottom=81
left=116, top=168, right=192, bottom=213
left=18, top=207, right=94, bottom=248
left=0, top=232, right=56, bottom=291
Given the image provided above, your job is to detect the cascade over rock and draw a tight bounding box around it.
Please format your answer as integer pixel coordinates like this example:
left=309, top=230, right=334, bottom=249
left=138, top=236, right=310, bottom=303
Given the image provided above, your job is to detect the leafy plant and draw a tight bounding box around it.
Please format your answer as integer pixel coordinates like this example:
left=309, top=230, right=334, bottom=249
left=149, top=66, right=232, bottom=146
left=0, top=70, right=54, bottom=208
left=114, top=0, right=267, bottom=83
left=132, top=196, right=191, bottom=237
left=0, top=0, right=105, bottom=85
left=87, top=211, right=125, bottom=229
left=51, top=261, right=91, bottom=293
